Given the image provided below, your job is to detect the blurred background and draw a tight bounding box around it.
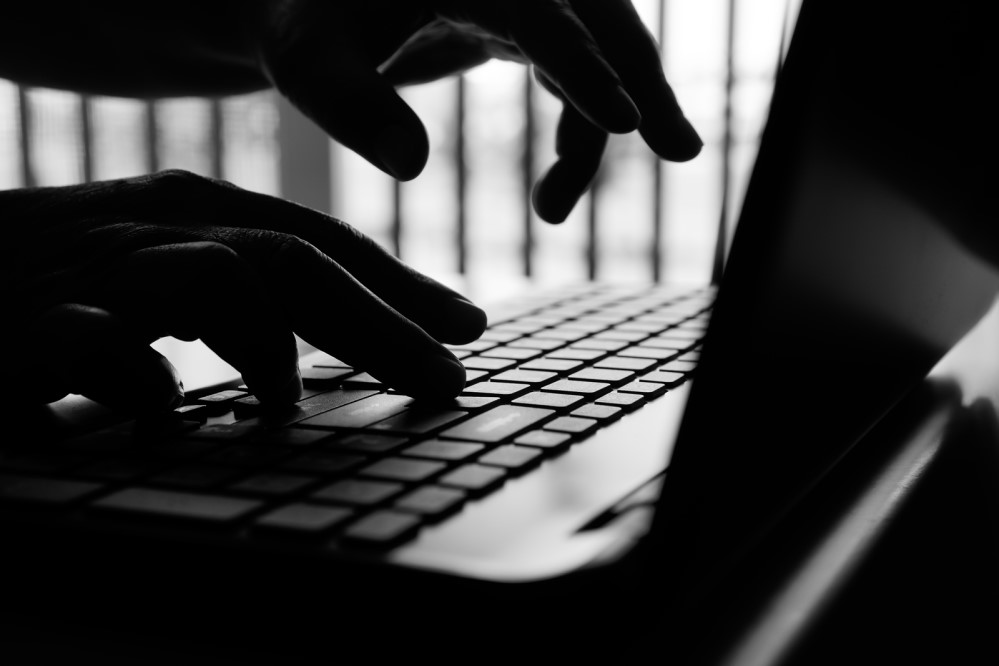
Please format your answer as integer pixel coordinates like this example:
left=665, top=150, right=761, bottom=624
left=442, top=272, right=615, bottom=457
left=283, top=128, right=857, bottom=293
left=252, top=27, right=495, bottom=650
left=0, top=0, right=790, bottom=383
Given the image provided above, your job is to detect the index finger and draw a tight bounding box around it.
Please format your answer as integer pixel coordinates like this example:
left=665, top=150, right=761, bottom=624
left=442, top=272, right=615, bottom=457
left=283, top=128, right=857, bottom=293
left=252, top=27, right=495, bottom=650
left=570, top=0, right=703, bottom=161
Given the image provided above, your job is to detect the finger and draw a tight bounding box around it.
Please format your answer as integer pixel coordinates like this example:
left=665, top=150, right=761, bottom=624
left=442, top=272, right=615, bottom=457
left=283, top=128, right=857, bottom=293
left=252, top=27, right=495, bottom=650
left=92, top=172, right=487, bottom=346
left=570, top=0, right=702, bottom=161
left=17, top=304, right=183, bottom=415
left=533, top=92, right=609, bottom=224
left=97, top=241, right=303, bottom=405
left=506, top=1, right=640, bottom=133
left=381, top=27, right=495, bottom=86
left=219, top=229, right=466, bottom=401
left=259, top=26, right=429, bottom=180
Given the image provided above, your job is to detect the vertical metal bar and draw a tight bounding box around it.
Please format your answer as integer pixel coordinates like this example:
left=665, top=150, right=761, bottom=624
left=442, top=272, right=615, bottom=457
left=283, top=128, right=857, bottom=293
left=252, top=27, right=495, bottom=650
left=209, top=98, right=224, bottom=180
left=15, top=85, right=35, bottom=188
left=651, top=0, right=667, bottom=283
left=711, top=0, right=738, bottom=285
left=455, top=75, right=468, bottom=275
left=586, top=182, right=599, bottom=281
left=79, top=95, right=94, bottom=183
left=522, top=69, right=535, bottom=278
left=144, top=100, right=160, bottom=173
left=391, top=178, right=403, bottom=259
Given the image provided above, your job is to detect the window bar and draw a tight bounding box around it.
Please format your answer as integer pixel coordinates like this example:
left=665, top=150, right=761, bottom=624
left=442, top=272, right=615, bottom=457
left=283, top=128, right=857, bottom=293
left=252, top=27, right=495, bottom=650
left=15, top=85, right=35, bottom=188
left=711, top=0, right=738, bottom=285
left=651, top=0, right=667, bottom=283
left=455, top=75, right=468, bottom=275
left=586, top=180, right=600, bottom=281
left=391, top=178, right=403, bottom=259
left=209, top=98, right=224, bottom=180
left=521, top=68, right=536, bottom=278
left=79, top=95, right=94, bottom=183
left=144, top=100, right=160, bottom=173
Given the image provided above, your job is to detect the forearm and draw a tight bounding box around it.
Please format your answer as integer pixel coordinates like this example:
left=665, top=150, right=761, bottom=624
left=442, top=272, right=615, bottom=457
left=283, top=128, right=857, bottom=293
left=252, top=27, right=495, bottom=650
left=0, top=0, right=268, bottom=97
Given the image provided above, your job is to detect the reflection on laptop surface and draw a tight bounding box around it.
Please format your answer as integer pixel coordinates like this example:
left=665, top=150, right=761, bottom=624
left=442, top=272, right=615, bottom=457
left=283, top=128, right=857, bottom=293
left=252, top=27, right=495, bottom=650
left=2, top=0, right=997, bottom=662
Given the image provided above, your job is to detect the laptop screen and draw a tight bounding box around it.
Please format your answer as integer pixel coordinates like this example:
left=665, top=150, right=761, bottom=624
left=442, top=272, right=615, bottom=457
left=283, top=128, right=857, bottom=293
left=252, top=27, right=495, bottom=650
left=654, top=0, right=999, bottom=603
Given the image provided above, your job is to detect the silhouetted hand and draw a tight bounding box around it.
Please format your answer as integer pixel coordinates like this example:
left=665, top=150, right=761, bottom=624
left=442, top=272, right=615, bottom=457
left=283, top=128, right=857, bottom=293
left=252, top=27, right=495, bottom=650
left=242, top=0, right=703, bottom=223
left=1, top=170, right=486, bottom=415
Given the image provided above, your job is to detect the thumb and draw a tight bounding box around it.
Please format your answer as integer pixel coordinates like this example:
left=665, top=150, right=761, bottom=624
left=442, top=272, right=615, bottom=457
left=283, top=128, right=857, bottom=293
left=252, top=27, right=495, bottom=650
left=19, top=304, right=184, bottom=416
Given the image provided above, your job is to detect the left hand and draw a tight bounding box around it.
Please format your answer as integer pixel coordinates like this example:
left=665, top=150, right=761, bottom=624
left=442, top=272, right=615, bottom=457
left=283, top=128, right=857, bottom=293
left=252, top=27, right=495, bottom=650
left=242, top=0, right=702, bottom=223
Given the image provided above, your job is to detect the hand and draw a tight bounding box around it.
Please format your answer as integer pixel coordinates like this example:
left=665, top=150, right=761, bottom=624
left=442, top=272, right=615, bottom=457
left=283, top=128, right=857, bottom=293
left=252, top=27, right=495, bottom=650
left=242, top=0, right=703, bottom=223
left=1, top=170, right=486, bottom=415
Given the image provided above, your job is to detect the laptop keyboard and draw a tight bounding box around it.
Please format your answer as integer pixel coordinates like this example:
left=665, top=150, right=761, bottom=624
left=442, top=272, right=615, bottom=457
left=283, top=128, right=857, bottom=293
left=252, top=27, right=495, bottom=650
left=0, top=283, right=713, bottom=551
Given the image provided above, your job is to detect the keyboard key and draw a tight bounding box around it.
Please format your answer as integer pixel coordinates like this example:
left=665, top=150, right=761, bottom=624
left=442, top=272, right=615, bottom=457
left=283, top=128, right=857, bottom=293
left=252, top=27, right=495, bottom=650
left=618, top=346, right=677, bottom=360
left=296, top=393, right=414, bottom=430
left=229, top=473, right=317, bottom=496
left=508, top=337, right=564, bottom=351
left=301, top=366, right=355, bottom=389
left=401, top=439, right=485, bottom=462
left=545, top=348, right=604, bottom=361
left=196, top=390, right=247, bottom=414
left=534, top=328, right=590, bottom=342
left=593, top=330, right=649, bottom=342
left=570, top=404, right=623, bottom=421
left=512, top=391, right=585, bottom=410
left=514, top=430, right=573, bottom=450
left=618, top=381, right=670, bottom=398
left=446, top=340, right=498, bottom=354
left=243, top=389, right=379, bottom=429
left=594, top=356, right=658, bottom=371
left=595, top=392, right=645, bottom=409
left=92, top=488, right=262, bottom=525
left=477, top=445, right=543, bottom=473
left=492, top=369, right=558, bottom=385
left=341, top=372, right=385, bottom=388
left=570, top=339, right=629, bottom=352
left=568, top=368, right=634, bottom=383
left=254, top=503, right=353, bottom=536
left=481, top=346, right=543, bottom=361
left=173, top=404, right=209, bottom=422
left=464, top=369, right=489, bottom=383
left=461, top=356, right=516, bottom=372
left=661, top=360, right=698, bottom=373
left=282, top=451, right=366, bottom=475
left=149, top=465, right=242, bottom=489
left=359, top=457, right=447, bottom=483
left=519, top=358, right=584, bottom=373
left=639, top=370, right=686, bottom=386
left=441, top=405, right=554, bottom=443
left=342, top=510, right=422, bottom=548
left=313, top=479, right=404, bottom=506
left=369, top=408, right=469, bottom=435
left=207, top=444, right=290, bottom=467
left=641, top=337, right=695, bottom=350
left=258, top=428, right=333, bottom=447
left=330, top=433, right=410, bottom=455
left=543, top=417, right=599, bottom=436
left=544, top=379, right=610, bottom=395
left=478, top=330, right=521, bottom=343
left=438, top=464, right=506, bottom=497
left=232, top=395, right=263, bottom=418
left=78, top=457, right=163, bottom=481
left=462, top=381, right=530, bottom=397
left=394, top=486, right=465, bottom=521
left=452, top=396, right=500, bottom=411
left=0, top=474, right=104, bottom=506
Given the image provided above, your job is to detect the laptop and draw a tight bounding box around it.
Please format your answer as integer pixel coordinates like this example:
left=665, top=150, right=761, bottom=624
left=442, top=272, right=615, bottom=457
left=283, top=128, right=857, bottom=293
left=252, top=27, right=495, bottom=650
left=2, top=0, right=997, bottom=662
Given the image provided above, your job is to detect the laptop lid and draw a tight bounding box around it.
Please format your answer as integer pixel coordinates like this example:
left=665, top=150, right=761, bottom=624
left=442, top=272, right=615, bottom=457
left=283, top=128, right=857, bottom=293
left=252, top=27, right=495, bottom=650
left=650, top=0, right=999, bottom=610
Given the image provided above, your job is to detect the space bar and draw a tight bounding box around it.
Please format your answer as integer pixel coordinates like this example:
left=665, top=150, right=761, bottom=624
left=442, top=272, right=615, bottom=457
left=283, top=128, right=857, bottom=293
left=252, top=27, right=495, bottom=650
left=440, top=405, right=554, bottom=443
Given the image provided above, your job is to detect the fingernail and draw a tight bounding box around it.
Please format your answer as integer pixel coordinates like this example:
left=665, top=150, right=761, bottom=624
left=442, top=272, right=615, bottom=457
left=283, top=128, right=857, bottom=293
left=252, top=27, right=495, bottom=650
left=375, top=125, right=427, bottom=181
